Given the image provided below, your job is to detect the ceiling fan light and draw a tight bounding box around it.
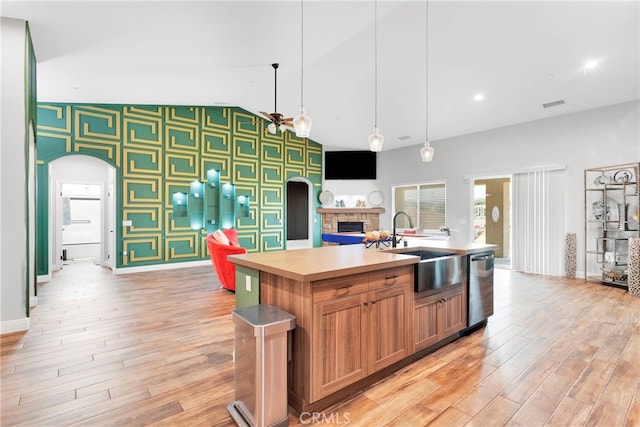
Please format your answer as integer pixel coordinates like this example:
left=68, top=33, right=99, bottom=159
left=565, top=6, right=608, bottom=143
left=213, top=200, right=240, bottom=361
left=279, top=123, right=287, bottom=132
left=420, top=141, right=434, bottom=162
left=368, top=127, right=384, bottom=152
left=293, top=108, right=312, bottom=137
left=267, top=122, right=277, bottom=134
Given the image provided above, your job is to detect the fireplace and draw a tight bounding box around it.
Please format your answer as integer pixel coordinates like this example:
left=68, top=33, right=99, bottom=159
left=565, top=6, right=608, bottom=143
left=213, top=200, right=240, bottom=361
left=338, top=221, right=364, bottom=233
left=316, top=207, right=384, bottom=239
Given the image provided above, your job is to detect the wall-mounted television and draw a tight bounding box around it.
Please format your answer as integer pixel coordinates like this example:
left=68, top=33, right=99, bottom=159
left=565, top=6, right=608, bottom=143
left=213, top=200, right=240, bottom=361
left=324, top=150, right=377, bottom=180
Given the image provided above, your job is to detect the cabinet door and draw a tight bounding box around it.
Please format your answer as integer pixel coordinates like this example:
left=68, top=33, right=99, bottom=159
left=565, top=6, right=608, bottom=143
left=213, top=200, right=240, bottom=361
left=368, top=285, right=410, bottom=372
left=440, top=286, right=466, bottom=338
left=413, top=294, right=440, bottom=351
left=311, top=293, right=368, bottom=401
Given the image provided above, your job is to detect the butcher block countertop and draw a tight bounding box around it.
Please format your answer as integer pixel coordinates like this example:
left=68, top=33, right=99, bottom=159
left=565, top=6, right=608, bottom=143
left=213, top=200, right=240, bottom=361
left=228, top=244, right=418, bottom=283
left=228, top=241, right=498, bottom=283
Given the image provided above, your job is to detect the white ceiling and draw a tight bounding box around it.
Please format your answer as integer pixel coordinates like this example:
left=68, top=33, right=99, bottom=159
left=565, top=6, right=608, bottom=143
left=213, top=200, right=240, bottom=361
left=2, top=0, right=639, bottom=151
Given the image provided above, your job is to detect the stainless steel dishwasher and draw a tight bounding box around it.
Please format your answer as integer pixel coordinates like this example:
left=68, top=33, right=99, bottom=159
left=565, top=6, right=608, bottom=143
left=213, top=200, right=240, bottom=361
left=467, top=252, right=495, bottom=331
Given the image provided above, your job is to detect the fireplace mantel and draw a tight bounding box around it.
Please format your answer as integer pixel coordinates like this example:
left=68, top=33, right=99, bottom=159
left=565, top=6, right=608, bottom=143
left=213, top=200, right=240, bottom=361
left=316, top=207, right=385, bottom=214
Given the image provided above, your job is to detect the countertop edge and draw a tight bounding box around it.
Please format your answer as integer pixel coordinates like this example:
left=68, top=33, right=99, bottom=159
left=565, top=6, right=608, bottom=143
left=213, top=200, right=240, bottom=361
left=228, top=254, right=418, bottom=283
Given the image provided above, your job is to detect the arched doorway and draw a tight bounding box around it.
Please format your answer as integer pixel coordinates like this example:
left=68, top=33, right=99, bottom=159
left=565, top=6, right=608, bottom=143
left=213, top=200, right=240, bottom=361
left=286, top=177, right=314, bottom=250
left=49, top=155, right=116, bottom=272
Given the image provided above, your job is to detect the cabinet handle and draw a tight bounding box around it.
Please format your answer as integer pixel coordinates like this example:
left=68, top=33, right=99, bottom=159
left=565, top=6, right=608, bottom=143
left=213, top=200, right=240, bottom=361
left=385, top=274, right=398, bottom=280
left=363, top=302, right=368, bottom=306
left=371, top=300, right=377, bottom=304
left=336, top=283, right=353, bottom=291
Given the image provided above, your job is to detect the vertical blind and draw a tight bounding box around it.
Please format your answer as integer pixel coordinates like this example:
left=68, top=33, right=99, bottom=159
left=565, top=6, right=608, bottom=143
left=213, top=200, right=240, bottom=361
left=394, top=183, right=446, bottom=230
left=512, top=169, right=565, bottom=275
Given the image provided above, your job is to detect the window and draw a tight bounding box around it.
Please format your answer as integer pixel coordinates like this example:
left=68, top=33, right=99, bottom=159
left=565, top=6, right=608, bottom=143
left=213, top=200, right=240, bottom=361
left=393, top=182, right=446, bottom=230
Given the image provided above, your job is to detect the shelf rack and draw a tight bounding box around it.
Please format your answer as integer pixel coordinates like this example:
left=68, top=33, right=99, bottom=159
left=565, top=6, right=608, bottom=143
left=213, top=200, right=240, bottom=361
left=584, top=163, right=639, bottom=289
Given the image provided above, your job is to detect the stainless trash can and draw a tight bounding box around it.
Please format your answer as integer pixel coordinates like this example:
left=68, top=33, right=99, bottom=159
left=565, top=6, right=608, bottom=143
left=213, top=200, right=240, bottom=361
left=227, top=304, right=296, bottom=427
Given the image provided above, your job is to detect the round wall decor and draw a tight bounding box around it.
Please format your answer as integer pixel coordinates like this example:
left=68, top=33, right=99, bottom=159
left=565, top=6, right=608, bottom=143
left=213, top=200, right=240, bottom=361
left=319, top=190, right=333, bottom=206
left=368, top=190, right=384, bottom=207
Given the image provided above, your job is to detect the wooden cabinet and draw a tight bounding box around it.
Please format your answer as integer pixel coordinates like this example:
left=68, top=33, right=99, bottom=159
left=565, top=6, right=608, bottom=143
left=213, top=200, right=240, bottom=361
left=368, top=267, right=412, bottom=373
left=413, top=285, right=466, bottom=352
left=310, top=266, right=412, bottom=401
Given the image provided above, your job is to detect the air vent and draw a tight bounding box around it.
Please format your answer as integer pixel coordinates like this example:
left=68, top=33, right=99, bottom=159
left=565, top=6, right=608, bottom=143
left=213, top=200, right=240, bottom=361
left=398, top=135, right=411, bottom=140
left=542, top=99, right=566, bottom=109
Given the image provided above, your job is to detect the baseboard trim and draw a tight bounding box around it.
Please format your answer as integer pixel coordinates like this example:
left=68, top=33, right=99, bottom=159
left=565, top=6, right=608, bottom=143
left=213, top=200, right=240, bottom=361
left=1, top=317, right=30, bottom=335
left=37, top=274, right=51, bottom=283
left=113, top=260, right=211, bottom=275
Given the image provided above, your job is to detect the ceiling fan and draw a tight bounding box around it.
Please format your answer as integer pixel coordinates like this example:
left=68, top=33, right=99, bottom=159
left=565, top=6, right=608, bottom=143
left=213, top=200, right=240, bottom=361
left=260, top=63, right=293, bottom=134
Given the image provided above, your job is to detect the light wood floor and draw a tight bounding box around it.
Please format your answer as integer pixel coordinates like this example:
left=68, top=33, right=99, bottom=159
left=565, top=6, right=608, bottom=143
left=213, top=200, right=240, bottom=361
left=1, top=261, right=639, bottom=426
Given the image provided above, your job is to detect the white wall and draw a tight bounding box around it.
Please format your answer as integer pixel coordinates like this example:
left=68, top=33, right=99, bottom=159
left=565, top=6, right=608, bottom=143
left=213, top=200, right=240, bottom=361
left=376, top=101, right=639, bottom=274
left=1, top=18, right=29, bottom=333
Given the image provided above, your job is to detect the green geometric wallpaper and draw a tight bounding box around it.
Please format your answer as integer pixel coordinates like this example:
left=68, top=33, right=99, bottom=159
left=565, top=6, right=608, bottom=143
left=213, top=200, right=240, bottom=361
left=36, top=103, right=323, bottom=273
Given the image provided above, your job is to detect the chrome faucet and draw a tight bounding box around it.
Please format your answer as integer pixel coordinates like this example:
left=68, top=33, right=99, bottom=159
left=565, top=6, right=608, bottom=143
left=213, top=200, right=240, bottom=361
left=392, top=211, right=414, bottom=248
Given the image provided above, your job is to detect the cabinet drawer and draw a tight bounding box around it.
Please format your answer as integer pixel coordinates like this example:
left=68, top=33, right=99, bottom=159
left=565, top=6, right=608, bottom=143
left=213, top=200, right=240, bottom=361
left=312, top=273, right=369, bottom=303
left=369, top=265, right=413, bottom=291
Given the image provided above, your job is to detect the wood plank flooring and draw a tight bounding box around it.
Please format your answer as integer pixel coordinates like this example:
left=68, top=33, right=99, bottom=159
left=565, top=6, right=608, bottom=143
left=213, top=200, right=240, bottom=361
left=1, top=261, right=639, bottom=426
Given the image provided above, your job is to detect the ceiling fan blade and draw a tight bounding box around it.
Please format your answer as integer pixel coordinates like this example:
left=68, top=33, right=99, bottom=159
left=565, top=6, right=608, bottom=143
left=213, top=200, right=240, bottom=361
left=259, top=111, right=275, bottom=121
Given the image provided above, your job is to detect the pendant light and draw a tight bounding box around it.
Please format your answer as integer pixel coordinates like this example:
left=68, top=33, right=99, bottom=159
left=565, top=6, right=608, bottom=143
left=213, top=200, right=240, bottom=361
left=420, top=0, right=434, bottom=162
left=368, top=0, right=384, bottom=152
left=293, top=0, right=312, bottom=138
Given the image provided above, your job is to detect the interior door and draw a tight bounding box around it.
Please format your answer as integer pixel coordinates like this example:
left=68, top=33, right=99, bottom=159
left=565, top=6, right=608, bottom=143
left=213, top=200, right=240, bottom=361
left=286, top=180, right=309, bottom=241
left=106, top=173, right=115, bottom=268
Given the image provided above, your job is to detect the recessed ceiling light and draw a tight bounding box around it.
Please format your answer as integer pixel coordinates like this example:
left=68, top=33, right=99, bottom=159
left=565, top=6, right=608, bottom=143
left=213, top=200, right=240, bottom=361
left=584, top=60, right=598, bottom=69
left=474, top=93, right=484, bottom=101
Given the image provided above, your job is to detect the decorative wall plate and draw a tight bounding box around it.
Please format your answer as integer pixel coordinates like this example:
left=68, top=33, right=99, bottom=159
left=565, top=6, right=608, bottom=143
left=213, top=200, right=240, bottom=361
left=319, top=190, right=333, bottom=206
left=368, top=190, right=384, bottom=207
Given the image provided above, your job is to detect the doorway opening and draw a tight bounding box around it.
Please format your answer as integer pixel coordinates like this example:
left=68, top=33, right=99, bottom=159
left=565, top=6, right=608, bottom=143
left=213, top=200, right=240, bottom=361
left=286, top=178, right=314, bottom=250
left=49, top=155, right=116, bottom=272
left=473, top=176, right=511, bottom=267
left=60, top=183, right=102, bottom=263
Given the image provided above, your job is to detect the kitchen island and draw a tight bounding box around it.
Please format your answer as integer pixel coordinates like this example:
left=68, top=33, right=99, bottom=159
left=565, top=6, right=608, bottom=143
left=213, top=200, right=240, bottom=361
left=228, top=242, right=496, bottom=413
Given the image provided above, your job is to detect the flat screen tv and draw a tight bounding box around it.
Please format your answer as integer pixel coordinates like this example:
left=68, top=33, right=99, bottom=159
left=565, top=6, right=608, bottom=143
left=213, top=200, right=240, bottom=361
left=324, top=150, right=377, bottom=180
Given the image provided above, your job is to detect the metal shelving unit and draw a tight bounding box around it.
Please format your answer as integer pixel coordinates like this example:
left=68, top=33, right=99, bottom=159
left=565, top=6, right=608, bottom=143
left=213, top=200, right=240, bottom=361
left=584, top=163, right=640, bottom=289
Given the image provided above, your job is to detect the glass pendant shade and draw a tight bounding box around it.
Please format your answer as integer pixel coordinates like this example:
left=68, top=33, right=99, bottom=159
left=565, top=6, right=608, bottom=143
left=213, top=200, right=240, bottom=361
left=368, top=127, right=384, bottom=152
left=420, top=141, right=434, bottom=162
left=293, top=108, right=312, bottom=137
left=267, top=122, right=277, bottom=134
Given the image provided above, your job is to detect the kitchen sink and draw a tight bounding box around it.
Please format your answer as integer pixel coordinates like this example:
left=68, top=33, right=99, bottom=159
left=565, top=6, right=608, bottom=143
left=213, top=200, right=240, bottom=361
left=402, top=250, right=454, bottom=260
left=403, top=250, right=465, bottom=296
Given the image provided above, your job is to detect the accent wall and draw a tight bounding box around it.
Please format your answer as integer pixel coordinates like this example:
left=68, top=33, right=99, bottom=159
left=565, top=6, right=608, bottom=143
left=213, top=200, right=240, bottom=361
left=36, top=104, right=323, bottom=274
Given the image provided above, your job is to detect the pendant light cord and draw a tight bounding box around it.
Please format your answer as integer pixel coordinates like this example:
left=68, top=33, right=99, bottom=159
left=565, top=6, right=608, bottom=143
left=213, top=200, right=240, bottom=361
left=425, top=0, right=429, bottom=141
left=374, top=0, right=379, bottom=128
left=300, top=0, right=305, bottom=108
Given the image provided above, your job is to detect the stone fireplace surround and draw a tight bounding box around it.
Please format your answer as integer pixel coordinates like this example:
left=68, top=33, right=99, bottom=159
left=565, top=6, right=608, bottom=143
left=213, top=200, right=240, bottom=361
left=317, top=208, right=385, bottom=234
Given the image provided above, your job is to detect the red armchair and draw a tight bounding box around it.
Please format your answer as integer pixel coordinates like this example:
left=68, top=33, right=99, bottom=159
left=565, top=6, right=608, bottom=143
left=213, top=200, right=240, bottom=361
left=206, top=229, right=247, bottom=291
